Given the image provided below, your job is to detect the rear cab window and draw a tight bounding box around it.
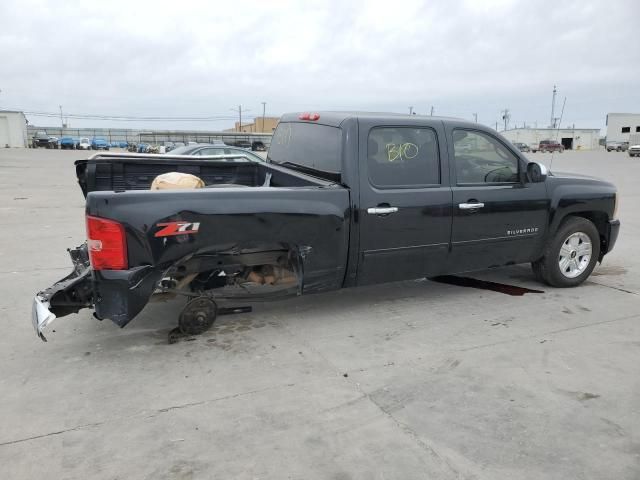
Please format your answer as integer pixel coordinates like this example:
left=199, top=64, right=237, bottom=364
left=268, top=122, right=341, bottom=180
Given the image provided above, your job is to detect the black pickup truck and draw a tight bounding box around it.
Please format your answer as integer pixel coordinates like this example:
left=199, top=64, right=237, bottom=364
left=32, top=112, right=620, bottom=340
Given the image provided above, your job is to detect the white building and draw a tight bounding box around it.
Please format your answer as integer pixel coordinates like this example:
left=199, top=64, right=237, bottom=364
left=606, top=113, right=640, bottom=143
left=500, top=127, right=600, bottom=150
left=0, top=110, right=28, bottom=148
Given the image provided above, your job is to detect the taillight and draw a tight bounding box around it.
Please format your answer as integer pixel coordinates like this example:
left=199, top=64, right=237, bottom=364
left=298, top=112, right=320, bottom=121
left=86, top=215, right=128, bottom=270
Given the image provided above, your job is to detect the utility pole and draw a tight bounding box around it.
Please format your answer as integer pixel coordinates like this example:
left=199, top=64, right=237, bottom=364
left=59, top=105, right=64, bottom=129
left=261, top=102, right=266, bottom=133
left=473, top=113, right=478, bottom=123
left=430, top=106, right=434, bottom=116
left=408, top=106, right=413, bottom=115
left=550, top=85, right=557, bottom=128
left=230, top=105, right=249, bottom=132
left=501, top=108, right=510, bottom=131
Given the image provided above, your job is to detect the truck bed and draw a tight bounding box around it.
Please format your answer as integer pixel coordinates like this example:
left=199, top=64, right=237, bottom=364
left=55, top=152, right=352, bottom=329
left=75, top=152, right=324, bottom=195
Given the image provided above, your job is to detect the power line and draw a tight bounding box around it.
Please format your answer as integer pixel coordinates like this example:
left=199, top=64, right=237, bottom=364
left=10, top=108, right=239, bottom=122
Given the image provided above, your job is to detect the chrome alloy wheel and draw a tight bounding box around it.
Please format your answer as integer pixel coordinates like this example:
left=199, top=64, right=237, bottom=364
left=558, top=232, right=592, bottom=278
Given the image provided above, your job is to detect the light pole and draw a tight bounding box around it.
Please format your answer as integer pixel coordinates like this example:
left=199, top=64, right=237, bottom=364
left=59, top=105, right=64, bottom=129
left=408, top=106, right=413, bottom=115
left=261, top=102, right=266, bottom=132
left=430, top=106, right=434, bottom=116
left=473, top=113, right=478, bottom=123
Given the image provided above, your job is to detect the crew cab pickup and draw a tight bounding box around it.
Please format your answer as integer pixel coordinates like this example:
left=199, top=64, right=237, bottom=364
left=535, top=140, right=564, bottom=153
left=32, top=112, right=620, bottom=340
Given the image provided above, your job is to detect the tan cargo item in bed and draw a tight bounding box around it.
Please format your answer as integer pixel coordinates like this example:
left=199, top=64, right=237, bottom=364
left=150, top=172, right=205, bottom=190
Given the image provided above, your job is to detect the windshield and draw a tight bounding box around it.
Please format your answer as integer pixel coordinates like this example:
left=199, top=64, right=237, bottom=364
left=268, top=122, right=341, bottom=175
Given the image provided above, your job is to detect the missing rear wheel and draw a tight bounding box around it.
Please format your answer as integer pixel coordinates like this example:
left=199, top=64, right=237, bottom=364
left=178, top=297, right=217, bottom=335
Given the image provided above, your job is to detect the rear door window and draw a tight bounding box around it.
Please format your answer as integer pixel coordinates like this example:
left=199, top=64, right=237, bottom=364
left=367, top=127, right=440, bottom=187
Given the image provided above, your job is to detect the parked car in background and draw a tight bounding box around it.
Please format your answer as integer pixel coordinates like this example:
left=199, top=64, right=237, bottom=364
left=168, top=143, right=265, bottom=162
left=48, top=137, right=60, bottom=149
left=628, top=144, right=640, bottom=157
left=78, top=138, right=91, bottom=150
left=137, top=143, right=150, bottom=153
left=251, top=140, right=267, bottom=151
left=606, top=141, right=629, bottom=152
left=512, top=142, right=530, bottom=153
left=60, top=137, right=77, bottom=149
left=224, top=139, right=252, bottom=149
left=91, top=138, right=110, bottom=150
left=534, top=140, right=564, bottom=153
left=31, top=131, right=58, bottom=148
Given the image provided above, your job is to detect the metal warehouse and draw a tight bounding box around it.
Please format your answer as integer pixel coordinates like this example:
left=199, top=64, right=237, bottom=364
left=501, top=127, right=600, bottom=150
left=0, top=110, right=28, bottom=148
left=606, top=112, right=640, bottom=143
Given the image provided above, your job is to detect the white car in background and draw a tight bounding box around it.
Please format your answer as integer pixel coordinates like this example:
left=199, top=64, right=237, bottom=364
left=78, top=137, right=91, bottom=150
left=628, top=144, right=640, bottom=157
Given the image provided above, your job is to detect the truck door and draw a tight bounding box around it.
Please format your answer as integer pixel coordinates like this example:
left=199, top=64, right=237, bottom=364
left=447, top=127, right=549, bottom=272
left=357, top=121, right=452, bottom=285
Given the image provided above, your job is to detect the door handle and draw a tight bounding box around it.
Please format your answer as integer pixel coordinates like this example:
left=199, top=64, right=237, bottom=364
left=367, top=207, right=399, bottom=215
left=459, top=202, right=485, bottom=210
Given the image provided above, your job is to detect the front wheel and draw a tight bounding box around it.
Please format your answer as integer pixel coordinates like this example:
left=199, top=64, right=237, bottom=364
left=532, top=217, right=600, bottom=287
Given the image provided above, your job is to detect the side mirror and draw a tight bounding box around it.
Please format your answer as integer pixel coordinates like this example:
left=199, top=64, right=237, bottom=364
left=526, top=162, right=548, bottom=183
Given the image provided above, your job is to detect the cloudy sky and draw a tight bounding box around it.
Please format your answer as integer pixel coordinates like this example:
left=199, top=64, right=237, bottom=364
left=1, top=0, right=638, bottom=131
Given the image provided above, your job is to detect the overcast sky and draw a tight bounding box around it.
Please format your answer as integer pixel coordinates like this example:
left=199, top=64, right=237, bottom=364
left=1, top=0, right=638, bottom=131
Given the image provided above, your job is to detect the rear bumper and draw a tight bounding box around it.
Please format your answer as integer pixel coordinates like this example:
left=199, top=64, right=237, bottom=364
left=93, top=266, right=160, bottom=327
left=32, top=246, right=93, bottom=341
left=31, top=244, right=161, bottom=341
left=32, top=295, right=56, bottom=342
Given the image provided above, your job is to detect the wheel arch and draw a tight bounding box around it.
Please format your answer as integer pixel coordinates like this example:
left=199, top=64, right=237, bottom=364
left=554, top=211, right=610, bottom=260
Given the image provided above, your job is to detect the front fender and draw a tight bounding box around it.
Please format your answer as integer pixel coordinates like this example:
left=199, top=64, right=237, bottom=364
left=547, top=178, right=616, bottom=236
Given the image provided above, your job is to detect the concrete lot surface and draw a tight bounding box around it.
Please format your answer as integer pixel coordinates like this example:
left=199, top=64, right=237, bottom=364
left=0, top=148, right=638, bottom=479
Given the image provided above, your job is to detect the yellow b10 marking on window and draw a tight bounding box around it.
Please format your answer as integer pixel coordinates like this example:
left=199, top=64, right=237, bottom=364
left=385, top=143, right=418, bottom=162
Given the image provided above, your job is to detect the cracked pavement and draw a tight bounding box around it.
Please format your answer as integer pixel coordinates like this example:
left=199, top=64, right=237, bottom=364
left=0, top=149, right=639, bottom=479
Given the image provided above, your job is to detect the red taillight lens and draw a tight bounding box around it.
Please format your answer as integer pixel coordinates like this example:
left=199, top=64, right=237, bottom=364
left=86, top=215, right=128, bottom=270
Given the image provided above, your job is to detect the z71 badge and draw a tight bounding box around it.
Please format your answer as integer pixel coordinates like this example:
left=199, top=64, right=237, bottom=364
left=154, top=222, right=200, bottom=237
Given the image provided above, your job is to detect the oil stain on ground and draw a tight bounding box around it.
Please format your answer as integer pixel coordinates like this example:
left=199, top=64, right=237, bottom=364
left=430, top=275, right=544, bottom=296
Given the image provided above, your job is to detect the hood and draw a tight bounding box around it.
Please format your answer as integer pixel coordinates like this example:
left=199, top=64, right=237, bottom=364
left=548, top=171, right=615, bottom=188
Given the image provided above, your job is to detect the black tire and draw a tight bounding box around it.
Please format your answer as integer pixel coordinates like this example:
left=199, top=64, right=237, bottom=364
left=532, top=217, right=600, bottom=287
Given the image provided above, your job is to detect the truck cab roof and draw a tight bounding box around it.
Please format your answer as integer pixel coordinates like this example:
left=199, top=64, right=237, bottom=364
left=279, top=111, right=462, bottom=128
